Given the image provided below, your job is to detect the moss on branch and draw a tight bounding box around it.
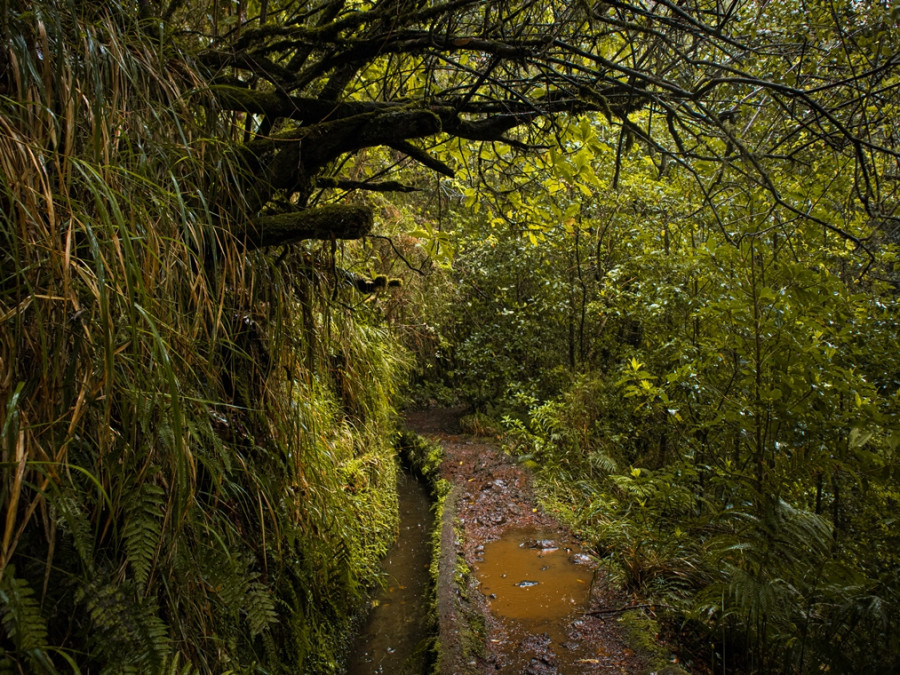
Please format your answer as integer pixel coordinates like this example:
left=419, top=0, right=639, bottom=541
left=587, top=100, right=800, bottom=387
left=210, top=84, right=396, bottom=122
left=317, top=177, right=420, bottom=192
left=242, top=205, right=373, bottom=249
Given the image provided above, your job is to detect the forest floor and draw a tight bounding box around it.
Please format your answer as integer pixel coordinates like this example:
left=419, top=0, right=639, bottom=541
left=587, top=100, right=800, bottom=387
left=406, top=407, right=664, bottom=674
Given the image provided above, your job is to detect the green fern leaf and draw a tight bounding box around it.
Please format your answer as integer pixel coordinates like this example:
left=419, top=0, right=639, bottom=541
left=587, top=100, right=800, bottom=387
left=123, top=481, right=166, bottom=591
left=55, top=494, right=95, bottom=570
left=244, top=579, right=278, bottom=637
left=0, top=566, right=51, bottom=663
left=79, top=577, right=170, bottom=670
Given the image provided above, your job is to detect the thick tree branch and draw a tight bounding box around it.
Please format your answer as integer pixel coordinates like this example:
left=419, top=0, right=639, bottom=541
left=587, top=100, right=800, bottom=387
left=210, top=85, right=597, bottom=146
left=210, top=84, right=396, bottom=122
left=241, top=204, right=373, bottom=249
left=238, top=108, right=443, bottom=209
left=200, top=50, right=296, bottom=86
left=301, top=109, right=443, bottom=169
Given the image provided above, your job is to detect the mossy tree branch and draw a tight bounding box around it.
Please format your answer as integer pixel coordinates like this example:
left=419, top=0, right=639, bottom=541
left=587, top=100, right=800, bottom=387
left=203, top=0, right=899, bottom=249
left=241, top=204, right=374, bottom=249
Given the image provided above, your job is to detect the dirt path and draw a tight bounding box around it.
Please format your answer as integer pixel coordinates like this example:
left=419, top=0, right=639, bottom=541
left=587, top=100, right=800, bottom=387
left=405, top=408, right=649, bottom=674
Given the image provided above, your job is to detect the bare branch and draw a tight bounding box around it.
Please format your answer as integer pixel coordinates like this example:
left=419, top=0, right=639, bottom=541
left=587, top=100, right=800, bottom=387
left=389, top=141, right=456, bottom=177
left=317, top=178, right=421, bottom=192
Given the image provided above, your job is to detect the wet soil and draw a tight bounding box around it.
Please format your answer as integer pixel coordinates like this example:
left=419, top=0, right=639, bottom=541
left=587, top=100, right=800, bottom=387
left=405, top=408, right=648, bottom=674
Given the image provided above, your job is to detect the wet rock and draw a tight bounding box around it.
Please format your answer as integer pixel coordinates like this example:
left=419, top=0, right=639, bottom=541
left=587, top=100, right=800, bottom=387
left=570, top=552, right=594, bottom=565
left=521, top=633, right=551, bottom=649
left=525, top=653, right=558, bottom=674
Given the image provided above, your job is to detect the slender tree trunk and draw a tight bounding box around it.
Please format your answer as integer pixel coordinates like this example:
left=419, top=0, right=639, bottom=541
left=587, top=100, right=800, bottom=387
left=750, top=240, right=765, bottom=499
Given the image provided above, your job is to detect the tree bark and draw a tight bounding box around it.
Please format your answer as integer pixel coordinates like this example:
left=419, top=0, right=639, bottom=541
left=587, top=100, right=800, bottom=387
left=241, top=205, right=373, bottom=249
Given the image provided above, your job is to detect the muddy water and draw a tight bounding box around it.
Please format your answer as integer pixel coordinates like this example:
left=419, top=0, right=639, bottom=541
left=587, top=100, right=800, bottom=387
left=346, top=472, right=434, bottom=675
left=475, top=527, right=594, bottom=671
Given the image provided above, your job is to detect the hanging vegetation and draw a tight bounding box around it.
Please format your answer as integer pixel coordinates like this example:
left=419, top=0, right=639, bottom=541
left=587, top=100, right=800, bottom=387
left=0, top=3, right=409, bottom=672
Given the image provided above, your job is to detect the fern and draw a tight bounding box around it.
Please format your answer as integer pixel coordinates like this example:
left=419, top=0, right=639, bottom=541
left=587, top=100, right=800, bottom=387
left=244, top=579, right=278, bottom=637
left=54, top=493, right=95, bottom=571
left=77, top=576, right=170, bottom=670
left=123, top=480, right=166, bottom=591
left=186, top=541, right=278, bottom=640
left=588, top=450, right=619, bottom=475
left=0, top=566, right=53, bottom=670
left=164, top=652, right=200, bottom=675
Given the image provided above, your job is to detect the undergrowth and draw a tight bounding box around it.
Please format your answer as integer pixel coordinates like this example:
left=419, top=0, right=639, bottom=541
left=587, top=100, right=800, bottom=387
left=509, top=380, right=900, bottom=674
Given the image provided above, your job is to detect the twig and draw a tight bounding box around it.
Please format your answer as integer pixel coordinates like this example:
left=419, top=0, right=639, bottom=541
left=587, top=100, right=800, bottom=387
left=588, top=603, right=671, bottom=617
left=366, top=234, right=428, bottom=276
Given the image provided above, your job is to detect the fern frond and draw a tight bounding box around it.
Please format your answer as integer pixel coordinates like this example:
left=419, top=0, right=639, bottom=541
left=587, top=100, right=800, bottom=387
left=78, top=577, right=170, bottom=670
left=244, top=579, right=278, bottom=637
left=123, top=481, right=166, bottom=591
left=0, top=566, right=52, bottom=668
left=54, top=494, right=95, bottom=570
left=164, top=651, right=199, bottom=675
left=0, top=566, right=48, bottom=652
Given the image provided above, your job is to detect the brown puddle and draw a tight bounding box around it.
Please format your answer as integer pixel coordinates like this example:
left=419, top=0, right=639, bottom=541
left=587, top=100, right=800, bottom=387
left=474, top=527, right=599, bottom=671
left=475, top=527, right=591, bottom=624
left=475, top=528, right=609, bottom=673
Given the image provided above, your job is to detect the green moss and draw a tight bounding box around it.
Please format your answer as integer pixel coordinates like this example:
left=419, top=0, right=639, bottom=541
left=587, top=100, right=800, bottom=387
left=397, top=429, right=444, bottom=483
left=459, top=602, right=486, bottom=665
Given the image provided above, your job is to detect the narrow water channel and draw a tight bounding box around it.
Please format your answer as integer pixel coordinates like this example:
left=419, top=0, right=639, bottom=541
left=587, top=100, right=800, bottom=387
left=346, top=471, right=434, bottom=675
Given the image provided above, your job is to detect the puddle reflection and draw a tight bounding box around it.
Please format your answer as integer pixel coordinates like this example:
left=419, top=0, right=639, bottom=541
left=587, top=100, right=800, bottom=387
left=475, top=527, right=591, bottom=622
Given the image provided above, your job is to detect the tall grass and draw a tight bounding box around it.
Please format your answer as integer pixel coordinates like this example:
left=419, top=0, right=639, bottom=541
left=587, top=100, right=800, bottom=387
left=0, top=3, right=406, bottom=671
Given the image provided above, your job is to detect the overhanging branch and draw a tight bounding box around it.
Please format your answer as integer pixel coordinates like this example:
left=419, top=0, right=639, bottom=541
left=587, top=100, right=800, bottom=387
left=389, top=141, right=455, bottom=177
left=241, top=205, right=373, bottom=249
left=317, top=178, right=421, bottom=193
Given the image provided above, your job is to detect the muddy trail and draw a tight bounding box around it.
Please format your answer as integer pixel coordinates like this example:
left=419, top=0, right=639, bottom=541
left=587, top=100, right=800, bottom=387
left=406, top=408, right=652, bottom=675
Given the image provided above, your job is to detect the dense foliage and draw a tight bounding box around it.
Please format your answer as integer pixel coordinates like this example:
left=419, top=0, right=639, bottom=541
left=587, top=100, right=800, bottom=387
left=2, top=0, right=899, bottom=672
left=414, top=72, right=900, bottom=675
left=402, top=3, right=900, bottom=671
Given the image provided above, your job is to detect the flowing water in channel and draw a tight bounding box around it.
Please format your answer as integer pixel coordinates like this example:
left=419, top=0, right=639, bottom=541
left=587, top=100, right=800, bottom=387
left=346, top=472, right=434, bottom=675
